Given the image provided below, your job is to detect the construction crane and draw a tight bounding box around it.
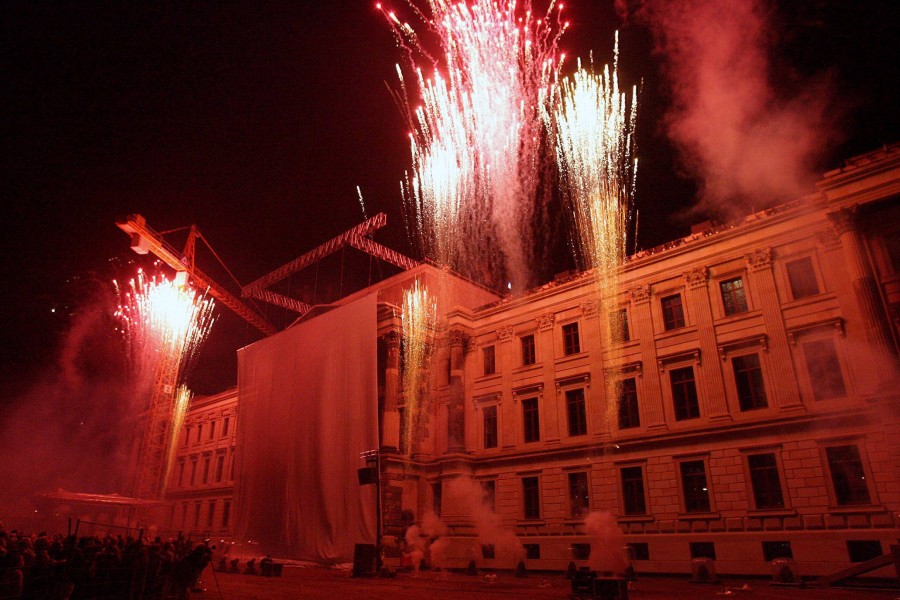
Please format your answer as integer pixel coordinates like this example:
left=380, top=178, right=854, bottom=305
left=117, top=214, right=278, bottom=336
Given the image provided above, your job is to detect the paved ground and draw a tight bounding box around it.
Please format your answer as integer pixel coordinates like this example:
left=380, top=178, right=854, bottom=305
left=196, top=566, right=899, bottom=600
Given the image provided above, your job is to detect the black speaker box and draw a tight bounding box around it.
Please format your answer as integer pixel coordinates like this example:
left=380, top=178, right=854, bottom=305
left=352, top=543, right=378, bottom=577
left=357, top=466, right=378, bottom=485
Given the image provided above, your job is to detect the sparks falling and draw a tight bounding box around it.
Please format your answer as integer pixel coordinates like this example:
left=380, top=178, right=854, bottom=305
left=544, top=37, right=637, bottom=429
left=385, top=0, right=567, bottom=291
left=401, top=279, right=437, bottom=456
left=163, top=385, right=192, bottom=488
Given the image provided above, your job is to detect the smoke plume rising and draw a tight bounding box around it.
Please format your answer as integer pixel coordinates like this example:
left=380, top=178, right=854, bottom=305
left=584, top=511, right=628, bottom=575
left=618, top=0, right=839, bottom=218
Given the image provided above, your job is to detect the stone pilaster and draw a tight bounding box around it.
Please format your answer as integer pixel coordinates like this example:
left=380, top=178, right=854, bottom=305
left=629, top=284, right=667, bottom=430
left=684, top=267, right=730, bottom=421
left=381, top=331, right=401, bottom=451
left=447, top=329, right=469, bottom=453
left=744, top=248, right=803, bottom=410
left=828, top=207, right=898, bottom=388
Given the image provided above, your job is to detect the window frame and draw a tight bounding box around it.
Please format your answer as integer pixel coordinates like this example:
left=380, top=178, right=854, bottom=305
left=562, top=321, right=581, bottom=356
left=521, top=396, right=541, bottom=443
left=732, top=352, right=769, bottom=411
left=522, top=475, right=542, bottom=520
left=482, top=344, right=496, bottom=376
left=482, top=404, right=499, bottom=449
left=619, top=463, right=649, bottom=516
left=520, top=333, right=537, bottom=366
left=661, top=293, right=686, bottom=331
left=719, top=276, right=749, bottom=316
left=784, top=255, right=821, bottom=300
left=670, top=365, right=701, bottom=421
left=616, top=377, right=641, bottom=429
left=741, top=449, right=789, bottom=511
left=821, top=442, right=875, bottom=507
left=676, top=456, right=714, bottom=515
left=801, top=337, right=848, bottom=401
left=564, top=387, right=588, bottom=437
left=567, top=470, right=591, bottom=518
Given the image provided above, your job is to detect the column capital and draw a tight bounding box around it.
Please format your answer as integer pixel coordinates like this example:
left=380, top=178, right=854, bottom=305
left=381, top=330, right=401, bottom=349
left=536, top=313, right=556, bottom=331
left=580, top=300, right=600, bottom=317
left=497, top=325, right=515, bottom=343
left=745, top=247, right=773, bottom=272
left=827, top=205, right=859, bottom=236
left=683, top=266, right=709, bottom=289
left=629, top=284, right=651, bottom=304
left=448, top=329, right=470, bottom=350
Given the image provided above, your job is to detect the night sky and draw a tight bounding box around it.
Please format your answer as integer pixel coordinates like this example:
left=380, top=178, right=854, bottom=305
left=2, top=1, right=897, bottom=396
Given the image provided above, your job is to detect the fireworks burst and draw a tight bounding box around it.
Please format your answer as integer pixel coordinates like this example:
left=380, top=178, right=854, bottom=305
left=385, top=0, right=567, bottom=290
left=114, top=268, right=216, bottom=384
left=401, top=279, right=437, bottom=456
left=163, top=385, right=192, bottom=487
left=544, top=36, right=638, bottom=429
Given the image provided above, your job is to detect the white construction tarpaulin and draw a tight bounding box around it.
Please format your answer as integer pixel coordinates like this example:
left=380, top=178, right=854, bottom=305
left=233, top=294, right=378, bottom=562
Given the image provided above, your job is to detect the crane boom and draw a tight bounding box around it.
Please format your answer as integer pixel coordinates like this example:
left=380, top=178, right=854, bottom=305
left=117, top=214, right=278, bottom=336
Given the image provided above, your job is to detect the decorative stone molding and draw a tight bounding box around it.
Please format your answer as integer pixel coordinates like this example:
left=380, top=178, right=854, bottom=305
left=683, top=267, right=709, bottom=289
left=448, top=329, right=470, bottom=350
left=629, top=284, right=651, bottom=304
left=512, top=383, right=543, bottom=404
left=536, top=313, right=555, bottom=331
left=657, top=348, right=701, bottom=371
left=472, top=393, right=501, bottom=410
left=604, top=361, right=643, bottom=378
left=717, top=334, right=768, bottom=361
left=580, top=300, right=599, bottom=317
left=497, top=325, right=515, bottom=343
left=555, top=373, right=590, bottom=394
left=745, top=248, right=773, bottom=271
left=827, top=206, right=858, bottom=236
left=786, top=317, right=845, bottom=345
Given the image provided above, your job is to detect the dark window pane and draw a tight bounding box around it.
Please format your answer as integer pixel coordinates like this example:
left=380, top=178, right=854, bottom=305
left=524, top=544, right=541, bottom=559
left=617, top=378, right=640, bottom=429
left=523, top=476, right=540, bottom=519
left=762, top=541, right=793, bottom=561
left=433, top=482, right=442, bottom=516
left=481, top=544, right=495, bottom=559
left=803, top=339, right=846, bottom=400
left=521, top=334, right=536, bottom=366
left=720, top=277, right=749, bottom=315
left=571, top=544, right=591, bottom=560
left=733, top=354, right=768, bottom=410
left=680, top=460, right=711, bottom=513
left=747, top=453, right=785, bottom=509
left=481, top=480, right=496, bottom=512
left=522, top=398, right=540, bottom=442
left=566, top=388, right=588, bottom=436
left=786, top=257, right=820, bottom=299
left=483, top=405, right=498, bottom=449
left=690, top=542, right=716, bottom=560
left=671, top=366, right=700, bottom=420
left=621, top=466, right=647, bottom=515
left=661, top=294, right=685, bottom=330
left=826, top=445, right=871, bottom=505
left=563, top=322, right=581, bottom=355
left=568, top=472, right=590, bottom=518
left=483, top=345, right=496, bottom=375
left=847, top=540, right=882, bottom=563
left=627, top=543, right=649, bottom=561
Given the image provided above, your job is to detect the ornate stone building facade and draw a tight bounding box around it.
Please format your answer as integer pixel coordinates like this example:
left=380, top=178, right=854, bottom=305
left=164, top=144, right=900, bottom=576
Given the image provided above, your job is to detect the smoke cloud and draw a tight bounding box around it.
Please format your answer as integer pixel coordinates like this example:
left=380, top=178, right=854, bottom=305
left=618, top=0, right=840, bottom=218
left=0, top=286, right=145, bottom=527
left=584, top=511, right=628, bottom=575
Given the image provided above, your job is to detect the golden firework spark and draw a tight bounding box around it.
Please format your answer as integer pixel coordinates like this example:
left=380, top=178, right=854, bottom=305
left=401, top=279, right=437, bottom=456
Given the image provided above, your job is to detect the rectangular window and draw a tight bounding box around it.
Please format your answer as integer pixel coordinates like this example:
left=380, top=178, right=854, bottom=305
left=524, top=544, right=541, bottom=560
left=826, top=445, right=872, bottom=505
left=483, top=405, right=498, bottom=449
left=209, top=421, right=216, bottom=440
left=229, top=449, right=235, bottom=480
left=196, top=424, right=203, bottom=443
left=565, top=388, right=588, bottom=436
left=184, top=426, right=191, bottom=446
left=523, top=476, right=540, bottom=519
left=786, top=257, right=819, bottom=299
left=733, top=353, right=768, bottom=410
left=222, top=500, right=231, bottom=528
left=680, top=460, right=711, bottom=513
left=222, top=417, right=230, bottom=437
left=803, top=339, right=846, bottom=400
left=207, top=501, right=216, bottom=527
left=627, top=543, right=650, bottom=561
left=747, top=453, right=785, bottom=509
left=571, top=544, right=591, bottom=560
left=670, top=366, right=700, bottom=420
left=480, top=480, right=496, bottom=512
left=482, top=345, right=496, bottom=375
left=562, top=322, right=581, bottom=355
left=720, top=277, right=749, bottom=315
left=215, top=454, right=225, bottom=482
left=762, top=541, right=793, bottom=561
left=568, top=472, right=590, bottom=518
left=481, top=545, right=495, bottom=559
left=190, top=460, right=198, bottom=486
left=177, top=461, right=185, bottom=487
left=621, top=466, right=647, bottom=515
left=521, top=334, right=536, bottom=366
left=617, top=378, right=640, bottom=429
left=611, top=309, right=630, bottom=343
left=202, top=456, right=211, bottom=484
left=193, top=502, right=201, bottom=527
left=847, top=540, right=882, bottom=563
left=432, top=482, right=442, bottom=517
left=690, top=542, right=716, bottom=560
left=661, top=294, right=685, bottom=330
left=522, top=397, right=540, bottom=443
left=181, top=502, right=189, bottom=528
